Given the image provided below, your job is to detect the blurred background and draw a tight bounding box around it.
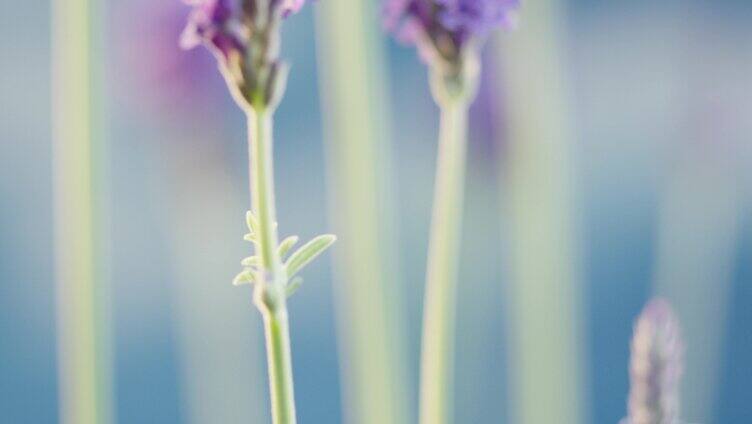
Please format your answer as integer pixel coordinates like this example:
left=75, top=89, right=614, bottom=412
left=1, top=0, right=751, bottom=423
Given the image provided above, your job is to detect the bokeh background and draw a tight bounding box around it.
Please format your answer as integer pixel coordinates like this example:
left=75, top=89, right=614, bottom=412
left=2, top=0, right=751, bottom=423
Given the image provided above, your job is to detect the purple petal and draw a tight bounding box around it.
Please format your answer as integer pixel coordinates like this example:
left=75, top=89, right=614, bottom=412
left=384, top=0, right=520, bottom=51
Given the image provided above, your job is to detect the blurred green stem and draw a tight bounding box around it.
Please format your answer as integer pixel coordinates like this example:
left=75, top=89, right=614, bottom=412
left=493, top=1, right=585, bottom=422
left=52, top=0, right=112, bottom=422
left=247, top=108, right=297, bottom=424
left=315, top=1, right=410, bottom=422
left=420, top=98, right=469, bottom=424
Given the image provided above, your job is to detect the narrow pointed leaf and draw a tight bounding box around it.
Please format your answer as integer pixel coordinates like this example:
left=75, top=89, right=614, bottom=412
left=233, top=269, right=256, bottom=286
left=286, top=277, right=304, bottom=297
left=278, top=236, right=299, bottom=259
left=285, top=234, right=336, bottom=278
left=241, top=256, right=260, bottom=267
left=246, top=211, right=259, bottom=234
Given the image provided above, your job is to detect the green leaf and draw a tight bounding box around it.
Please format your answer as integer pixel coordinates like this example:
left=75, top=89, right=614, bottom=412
left=246, top=211, right=259, bottom=234
left=286, top=277, right=304, bottom=297
left=241, top=256, right=260, bottom=267
left=233, top=269, right=256, bottom=286
left=277, top=236, right=299, bottom=259
left=285, top=234, right=336, bottom=278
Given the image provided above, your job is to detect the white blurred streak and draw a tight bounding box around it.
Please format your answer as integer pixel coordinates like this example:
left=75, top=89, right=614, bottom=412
left=654, top=147, right=740, bottom=423
left=166, top=139, right=267, bottom=424
left=654, top=10, right=751, bottom=422
left=493, top=0, right=587, bottom=423
left=572, top=5, right=688, bottom=195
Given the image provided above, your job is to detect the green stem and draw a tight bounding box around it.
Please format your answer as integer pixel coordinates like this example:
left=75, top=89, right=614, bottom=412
left=262, top=307, right=297, bottom=424
left=247, top=108, right=297, bottom=424
left=248, top=109, right=282, bottom=274
left=493, top=3, right=585, bottom=422
left=314, top=1, right=410, bottom=422
left=419, top=99, right=469, bottom=424
left=53, top=0, right=112, bottom=422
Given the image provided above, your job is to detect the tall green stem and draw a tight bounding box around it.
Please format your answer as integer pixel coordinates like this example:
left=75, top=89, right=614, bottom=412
left=315, top=0, right=410, bottom=422
left=53, top=0, right=112, bottom=422
left=249, top=109, right=282, bottom=274
left=419, top=99, right=469, bottom=424
left=493, top=2, right=585, bottom=422
left=247, top=108, right=297, bottom=424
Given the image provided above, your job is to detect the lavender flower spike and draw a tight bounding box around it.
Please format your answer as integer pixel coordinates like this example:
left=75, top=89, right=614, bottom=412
left=623, top=298, right=684, bottom=424
left=181, top=0, right=307, bottom=110
left=384, top=0, right=519, bottom=100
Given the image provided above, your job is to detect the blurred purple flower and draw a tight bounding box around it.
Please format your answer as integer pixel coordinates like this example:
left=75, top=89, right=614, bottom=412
left=181, top=0, right=308, bottom=60
left=180, top=0, right=309, bottom=109
left=112, top=0, right=228, bottom=120
left=385, top=0, right=519, bottom=63
left=623, top=298, right=684, bottom=424
left=180, top=0, right=246, bottom=61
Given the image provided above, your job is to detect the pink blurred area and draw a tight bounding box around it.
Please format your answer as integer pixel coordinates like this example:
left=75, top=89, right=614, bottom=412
left=110, top=0, right=230, bottom=121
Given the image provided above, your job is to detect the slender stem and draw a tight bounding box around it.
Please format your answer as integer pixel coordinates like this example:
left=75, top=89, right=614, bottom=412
left=247, top=108, right=297, bottom=424
left=419, top=99, right=469, bottom=424
left=248, top=109, right=282, bottom=274
left=493, top=2, right=585, bottom=422
left=262, top=308, right=297, bottom=424
left=314, top=1, right=410, bottom=422
left=53, top=0, right=112, bottom=422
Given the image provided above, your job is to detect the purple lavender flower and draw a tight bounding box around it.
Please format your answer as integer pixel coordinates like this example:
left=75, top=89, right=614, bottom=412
left=180, top=0, right=308, bottom=109
left=181, top=0, right=247, bottom=61
left=385, top=0, right=519, bottom=64
left=384, top=0, right=519, bottom=103
left=623, top=298, right=684, bottom=424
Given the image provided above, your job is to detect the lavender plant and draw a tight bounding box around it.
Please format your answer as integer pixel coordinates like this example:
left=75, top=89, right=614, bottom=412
left=383, top=1, right=519, bottom=423
left=622, top=298, right=684, bottom=424
left=181, top=1, right=335, bottom=423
